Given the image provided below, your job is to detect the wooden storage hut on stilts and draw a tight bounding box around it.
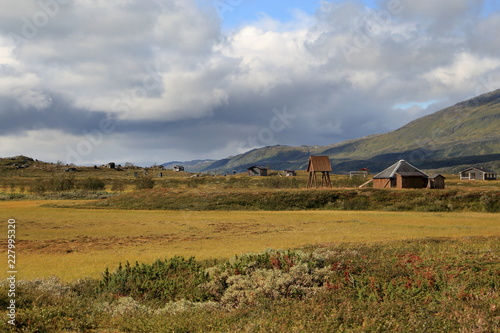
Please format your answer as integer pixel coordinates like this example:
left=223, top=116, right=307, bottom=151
left=306, top=156, right=333, bottom=188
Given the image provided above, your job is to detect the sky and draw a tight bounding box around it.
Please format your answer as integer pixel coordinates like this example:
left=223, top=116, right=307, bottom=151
left=1, top=0, right=500, bottom=166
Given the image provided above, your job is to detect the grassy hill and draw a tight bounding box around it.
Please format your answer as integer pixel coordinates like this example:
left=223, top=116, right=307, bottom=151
left=196, top=89, right=500, bottom=174
left=161, top=159, right=216, bottom=173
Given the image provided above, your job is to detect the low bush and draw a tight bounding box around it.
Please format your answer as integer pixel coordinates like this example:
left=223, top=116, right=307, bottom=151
left=88, top=188, right=500, bottom=212
left=481, top=192, right=500, bottom=212
left=79, top=177, right=106, bottom=191
left=111, top=179, right=127, bottom=192
left=135, top=177, right=155, bottom=190
left=1, top=238, right=499, bottom=332
left=99, top=257, right=211, bottom=307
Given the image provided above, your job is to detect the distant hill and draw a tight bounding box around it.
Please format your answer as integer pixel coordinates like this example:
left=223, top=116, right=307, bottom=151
left=174, top=89, right=500, bottom=174
left=0, top=155, right=36, bottom=168
left=161, top=159, right=216, bottom=173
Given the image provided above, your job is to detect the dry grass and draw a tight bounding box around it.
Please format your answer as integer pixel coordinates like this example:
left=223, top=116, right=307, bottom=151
left=1, top=200, right=499, bottom=282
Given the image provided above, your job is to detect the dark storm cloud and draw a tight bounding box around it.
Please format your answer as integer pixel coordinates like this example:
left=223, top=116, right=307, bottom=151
left=0, top=94, right=108, bottom=135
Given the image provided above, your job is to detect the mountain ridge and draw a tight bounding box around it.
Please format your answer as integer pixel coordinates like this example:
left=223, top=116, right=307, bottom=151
left=163, top=89, right=500, bottom=174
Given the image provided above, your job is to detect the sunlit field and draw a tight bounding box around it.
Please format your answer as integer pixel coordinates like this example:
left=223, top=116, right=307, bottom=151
left=1, top=162, right=499, bottom=332
left=1, top=200, right=499, bottom=281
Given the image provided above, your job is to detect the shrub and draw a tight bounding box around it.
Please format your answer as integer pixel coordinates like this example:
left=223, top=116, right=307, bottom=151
left=480, top=193, right=500, bottom=212
left=135, top=177, right=155, bottom=190
left=1, top=239, right=500, bottom=331
left=80, top=177, right=106, bottom=191
left=99, top=257, right=211, bottom=306
left=111, top=179, right=126, bottom=192
left=29, top=182, right=47, bottom=194
left=47, top=175, right=75, bottom=192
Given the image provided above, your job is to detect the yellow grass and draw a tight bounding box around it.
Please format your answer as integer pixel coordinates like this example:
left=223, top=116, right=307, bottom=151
left=1, top=200, right=499, bottom=281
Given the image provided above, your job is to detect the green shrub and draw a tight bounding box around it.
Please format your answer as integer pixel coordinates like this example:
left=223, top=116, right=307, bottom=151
left=1, top=238, right=500, bottom=332
left=80, top=177, right=106, bottom=191
left=29, top=182, right=47, bottom=194
left=111, top=179, right=126, bottom=192
left=47, top=175, right=75, bottom=192
left=135, top=177, right=155, bottom=190
left=99, top=257, right=211, bottom=306
left=480, top=193, right=500, bottom=212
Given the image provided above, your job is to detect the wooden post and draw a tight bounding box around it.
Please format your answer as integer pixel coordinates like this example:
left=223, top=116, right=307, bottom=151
left=321, top=171, right=332, bottom=187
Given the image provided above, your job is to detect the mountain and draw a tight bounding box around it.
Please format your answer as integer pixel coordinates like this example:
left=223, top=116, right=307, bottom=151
left=168, top=89, right=500, bottom=174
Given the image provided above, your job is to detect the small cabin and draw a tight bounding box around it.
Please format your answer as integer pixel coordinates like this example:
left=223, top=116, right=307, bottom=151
left=427, top=174, right=446, bottom=189
left=247, top=166, right=268, bottom=176
left=459, top=167, right=497, bottom=180
left=106, top=162, right=116, bottom=169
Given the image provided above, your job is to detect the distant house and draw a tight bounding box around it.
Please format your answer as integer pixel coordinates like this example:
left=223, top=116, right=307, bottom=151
left=173, top=165, right=185, bottom=172
left=247, top=166, right=268, bottom=176
left=373, top=160, right=444, bottom=189
left=106, top=162, right=116, bottom=169
left=284, top=170, right=297, bottom=177
left=459, top=167, right=497, bottom=180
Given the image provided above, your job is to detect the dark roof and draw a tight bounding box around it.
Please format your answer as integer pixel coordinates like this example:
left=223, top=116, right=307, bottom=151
left=395, top=172, right=426, bottom=177
left=307, top=156, right=332, bottom=172
left=247, top=166, right=267, bottom=170
left=429, top=174, right=446, bottom=179
left=373, top=160, right=429, bottom=179
left=460, top=167, right=497, bottom=174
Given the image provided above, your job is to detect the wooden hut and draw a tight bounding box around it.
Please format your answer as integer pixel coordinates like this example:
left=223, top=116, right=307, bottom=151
left=247, top=166, right=268, bottom=176
left=306, top=156, right=332, bottom=188
left=373, top=160, right=430, bottom=189
left=427, top=174, right=446, bottom=189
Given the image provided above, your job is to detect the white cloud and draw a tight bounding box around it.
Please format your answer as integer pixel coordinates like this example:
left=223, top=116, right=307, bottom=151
left=1, top=0, right=499, bottom=163
left=423, top=53, right=500, bottom=90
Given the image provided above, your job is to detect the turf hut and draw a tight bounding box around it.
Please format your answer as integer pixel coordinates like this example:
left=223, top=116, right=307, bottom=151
left=306, top=156, right=332, bottom=188
left=373, top=160, right=430, bottom=189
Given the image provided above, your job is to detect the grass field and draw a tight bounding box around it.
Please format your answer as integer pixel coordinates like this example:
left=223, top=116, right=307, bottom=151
left=0, top=160, right=499, bottom=331
left=1, top=200, right=499, bottom=281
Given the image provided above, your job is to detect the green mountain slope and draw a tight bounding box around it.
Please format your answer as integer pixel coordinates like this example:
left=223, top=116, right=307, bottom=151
left=325, top=89, right=500, bottom=160
left=184, top=89, right=500, bottom=174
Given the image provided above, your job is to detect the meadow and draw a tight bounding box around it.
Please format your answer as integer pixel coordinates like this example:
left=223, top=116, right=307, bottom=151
left=1, top=201, right=499, bottom=281
left=0, top=160, right=499, bottom=332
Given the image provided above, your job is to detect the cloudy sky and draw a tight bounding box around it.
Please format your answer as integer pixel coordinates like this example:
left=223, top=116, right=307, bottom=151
left=1, top=0, right=500, bottom=166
